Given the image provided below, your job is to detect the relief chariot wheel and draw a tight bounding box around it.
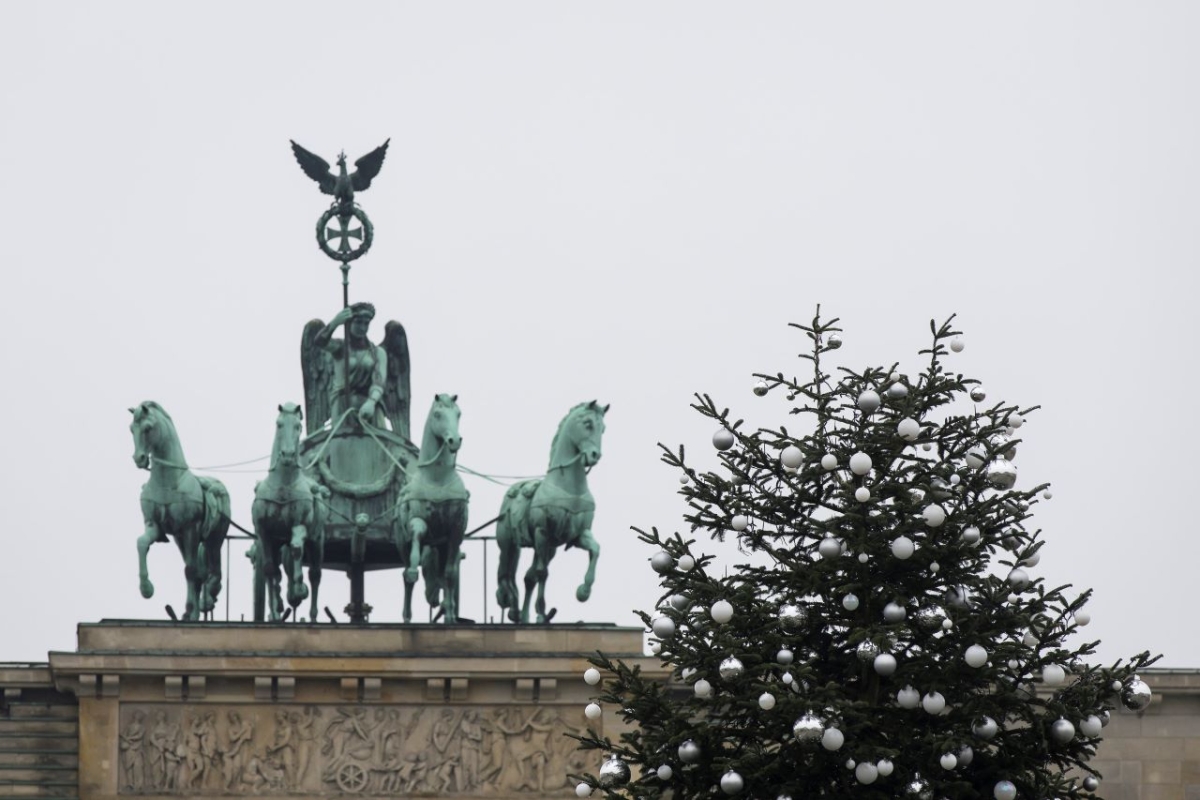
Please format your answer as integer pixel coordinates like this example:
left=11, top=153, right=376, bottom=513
left=336, top=762, right=369, bottom=793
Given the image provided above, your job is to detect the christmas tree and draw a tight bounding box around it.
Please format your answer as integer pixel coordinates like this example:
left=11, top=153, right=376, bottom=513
left=575, top=311, right=1158, bottom=800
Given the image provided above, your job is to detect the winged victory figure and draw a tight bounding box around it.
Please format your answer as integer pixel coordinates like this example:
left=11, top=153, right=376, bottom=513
left=290, top=139, right=390, bottom=215
left=300, top=302, right=412, bottom=441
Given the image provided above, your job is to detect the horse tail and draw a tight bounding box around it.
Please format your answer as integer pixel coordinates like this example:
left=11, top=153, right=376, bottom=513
left=495, top=480, right=538, bottom=614
left=199, top=476, right=232, bottom=545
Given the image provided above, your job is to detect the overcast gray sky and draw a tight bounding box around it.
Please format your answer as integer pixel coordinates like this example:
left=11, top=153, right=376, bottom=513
left=0, top=2, right=1196, bottom=667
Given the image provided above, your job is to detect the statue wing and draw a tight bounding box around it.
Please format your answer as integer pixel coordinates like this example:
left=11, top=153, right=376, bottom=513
left=301, top=319, right=334, bottom=435
left=381, top=319, right=411, bottom=441
left=290, top=141, right=336, bottom=195
left=351, top=139, right=390, bottom=192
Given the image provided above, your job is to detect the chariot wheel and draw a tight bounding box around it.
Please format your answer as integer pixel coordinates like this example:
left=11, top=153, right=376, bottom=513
left=336, top=762, right=369, bottom=793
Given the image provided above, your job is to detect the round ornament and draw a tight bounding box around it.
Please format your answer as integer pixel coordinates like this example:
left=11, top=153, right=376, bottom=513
left=793, top=713, right=824, bottom=744
left=961, top=526, right=981, bottom=544
left=856, top=640, right=879, bottom=662
left=670, top=593, right=689, bottom=611
left=970, top=387, right=987, bottom=402
left=652, top=617, right=676, bottom=638
left=1007, top=568, right=1030, bottom=590
left=721, top=771, right=744, bottom=795
left=576, top=782, right=593, bottom=797
left=759, top=692, right=776, bottom=710
left=1124, top=677, right=1152, bottom=711
left=877, top=759, right=894, bottom=777
left=965, top=445, right=988, bottom=469
left=584, top=668, right=601, bottom=685
left=874, top=653, right=897, bottom=676
left=1101, top=710, right=1111, bottom=726
left=947, top=585, right=971, bottom=609
left=777, top=648, right=795, bottom=665
left=781, top=672, right=793, bottom=685
left=922, top=691, right=946, bottom=714
left=711, top=600, right=734, bottom=624
left=897, top=686, right=920, bottom=709
left=1043, top=665, right=1066, bottom=686
left=940, top=753, right=958, bottom=770
left=821, top=727, right=845, bottom=751
left=1080, top=715, right=1102, bottom=738
left=987, top=459, right=1018, bottom=489
left=1008, top=413, right=1025, bottom=429
left=677, top=554, right=695, bottom=572
left=914, top=605, right=946, bottom=631
left=1022, top=551, right=1040, bottom=567
left=974, top=716, right=998, bottom=740
left=1051, top=718, right=1076, bottom=744
left=585, top=702, right=602, bottom=720
left=713, top=429, right=736, bottom=451
left=781, top=445, right=804, bottom=469
left=888, top=382, right=909, bottom=399
left=994, top=780, right=1017, bottom=800
left=1075, top=610, right=1091, bottom=626
left=858, top=390, right=882, bottom=413
left=855, top=487, right=871, bottom=502
left=651, top=551, right=675, bottom=573
left=884, top=602, right=907, bottom=622
left=898, top=418, right=921, bottom=441
left=779, top=605, right=808, bottom=631
left=855, top=762, right=879, bottom=784
left=821, top=453, right=838, bottom=471
left=693, top=679, right=712, bottom=698
left=731, top=515, right=749, bottom=532
left=678, top=740, right=701, bottom=763
left=957, top=746, right=974, bottom=766
left=891, top=536, right=915, bottom=560
left=923, top=504, right=947, bottom=527
left=1083, top=777, right=1099, bottom=792
left=656, top=765, right=673, bottom=781
left=752, top=381, right=769, bottom=397
left=719, top=656, right=745, bottom=680
left=965, top=645, right=988, bottom=668
left=842, top=593, right=860, bottom=611
left=858, top=552, right=869, bottom=563
left=850, top=452, right=873, bottom=475
left=950, top=336, right=965, bottom=352
left=826, top=334, right=843, bottom=350
left=818, top=537, right=842, bottom=558
left=599, top=755, right=631, bottom=788
left=679, top=474, right=690, bottom=485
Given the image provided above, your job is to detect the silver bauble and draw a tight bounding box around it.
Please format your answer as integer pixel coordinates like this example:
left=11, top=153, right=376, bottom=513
left=1082, top=776, right=1099, bottom=792
left=914, top=605, right=947, bottom=631
left=792, top=713, right=824, bottom=744
left=599, top=755, right=631, bottom=787
left=970, top=387, right=987, bottom=402
left=650, top=551, right=675, bottom=573
left=905, top=775, right=933, bottom=800
left=677, top=740, right=701, bottom=763
left=1123, top=677, right=1152, bottom=711
left=779, top=604, right=808, bottom=631
left=826, top=333, right=843, bottom=350
left=855, top=761, right=879, bottom=784
left=957, top=746, right=974, bottom=766
left=986, top=459, right=1018, bottom=489
left=856, top=640, right=880, bottom=662
left=719, top=656, right=745, bottom=680
left=752, top=380, right=769, bottom=397
left=720, top=771, right=744, bottom=795
left=930, top=477, right=953, bottom=500
left=670, top=593, right=689, bottom=611
left=994, top=780, right=1017, bottom=800
left=973, top=716, right=999, bottom=740
left=946, top=585, right=971, bottom=609
left=991, top=433, right=1018, bottom=460
left=656, top=764, right=673, bottom=781
left=1051, top=718, right=1076, bottom=744
left=712, top=429, right=736, bottom=451
left=818, top=536, right=842, bottom=558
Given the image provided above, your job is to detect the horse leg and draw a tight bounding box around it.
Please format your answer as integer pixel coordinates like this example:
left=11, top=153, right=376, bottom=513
left=405, top=517, right=426, bottom=621
left=203, top=536, right=224, bottom=615
left=444, top=545, right=463, bottom=624
left=262, top=541, right=283, bottom=622
left=286, top=523, right=310, bottom=613
left=533, top=537, right=558, bottom=624
left=137, top=521, right=160, bottom=599
left=174, top=533, right=199, bottom=621
left=520, top=550, right=539, bottom=625
left=307, top=533, right=323, bottom=624
left=422, top=543, right=442, bottom=611
left=575, top=528, right=601, bottom=602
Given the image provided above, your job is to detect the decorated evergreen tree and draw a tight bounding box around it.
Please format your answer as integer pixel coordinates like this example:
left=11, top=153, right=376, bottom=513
left=575, top=312, right=1157, bottom=800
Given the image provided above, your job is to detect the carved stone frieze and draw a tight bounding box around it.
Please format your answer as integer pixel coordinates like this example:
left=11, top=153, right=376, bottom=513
left=117, top=704, right=591, bottom=795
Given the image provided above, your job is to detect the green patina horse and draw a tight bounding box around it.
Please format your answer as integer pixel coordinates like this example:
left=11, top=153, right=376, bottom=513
left=251, top=402, right=328, bottom=622
left=395, top=394, right=470, bottom=623
left=129, top=401, right=231, bottom=621
left=495, top=400, right=608, bottom=624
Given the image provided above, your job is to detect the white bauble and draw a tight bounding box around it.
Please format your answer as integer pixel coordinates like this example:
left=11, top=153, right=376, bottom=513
left=650, top=550, right=675, bottom=573
left=656, top=765, right=673, bottom=781
left=923, top=504, right=946, bottom=527
left=994, top=780, right=1017, bottom=800
left=849, top=452, right=873, bottom=475
left=965, top=445, right=987, bottom=469
left=710, top=600, right=734, bottom=624
left=897, top=418, right=921, bottom=441
left=887, top=382, right=909, bottom=399
left=759, top=692, right=776, bottom=710
left=821, top=453, right=838, bottom=471
left=883, top=602, right=907, bottom=622
left=1080, top=715, right=1102, bottom=738
left=584, top=668, right=601, bottom=685
left=1043, top=665, right=1066, bottom=686
left=670, top=593, right=689, bottom=611
left=576, top=783, right=593, bottom=797
left=855, top=762, right=879, bottom=784
left=781, top=445, right=804, bottom=469
left=1051, top=718, right=1076, bottom=744
left=842, top=593, right=860, bottom=611
left=891, top=536, right=915, bottom=559
left=1008, top=413, right=1024, bottom=428
left=731, top=515, right=749, bottom=532
left=1075, top=611, right=1091, bottom=626
left=585, top=703, right=602, bottom=720
left=950, top=336, right=965, bottom=353
left=961, top=526, right=981, bottom=544
left=858, top=390, right=882, bottom=413
left=821, top=728, right=845, bottom=751
left=974, top=716, right=998, bottom=740
left=855, top=487, right=871, bottom=502
left=876, top=759, right=894, bottom=777
left=1008, top=568, right=1030, bottom=589
left=922, top=692, right=946, bottom=714
left=874, top=653, right=897, bottom=676
left=965, top=645, right=988, bottom=668
left=721, top=771, right=744, bottom=795
left=693, top=679, right=712, bottom=698
left=897, top=686, right=920, bottom=709
left=713, top=429, right=736, bottom=451
left=818, top=537, right=842, bottom=558
left=940, top=753, right=958, bottom=770
left=652, top=617, right=676, bottom=638
left=776, top=648, right=794, bottom=665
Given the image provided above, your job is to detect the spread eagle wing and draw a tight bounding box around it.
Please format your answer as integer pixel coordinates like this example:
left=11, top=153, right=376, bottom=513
left=381, top=319, right=411, bottom=442
left=290, top=141, right=337, bottom=195
left=301, top=319, right=334, bottom=435
left=351, top=139, right=390, bottom=192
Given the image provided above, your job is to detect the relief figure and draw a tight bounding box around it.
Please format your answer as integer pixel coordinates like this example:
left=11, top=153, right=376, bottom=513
left=119, top=710, right=147, bottom=792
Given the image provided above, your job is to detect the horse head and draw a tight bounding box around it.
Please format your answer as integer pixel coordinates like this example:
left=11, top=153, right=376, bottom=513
left=423, top=393, right=463, bottom=457
left=271, top=402, right=304, bottom=470
left=551, top=400, right=609, bottom=471
left=129, top=401, right=174, bottom=470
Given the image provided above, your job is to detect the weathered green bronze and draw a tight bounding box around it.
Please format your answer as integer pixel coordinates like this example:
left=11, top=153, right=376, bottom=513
left=129, top=402, right=231, bottom=620
left=495, top=401, right=608, bottom=624
left=395, top=394, right=470, bottom=623
left=250, top=402, right=329, bottom=622
left=290, top=139, right=389, bottom=265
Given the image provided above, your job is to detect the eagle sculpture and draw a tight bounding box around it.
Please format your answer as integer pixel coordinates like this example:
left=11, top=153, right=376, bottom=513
left=290, top=139, right=390, bottom=215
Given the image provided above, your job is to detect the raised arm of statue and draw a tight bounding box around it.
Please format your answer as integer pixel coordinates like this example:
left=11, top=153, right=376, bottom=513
left=316, top=307, right=355, bottom=350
